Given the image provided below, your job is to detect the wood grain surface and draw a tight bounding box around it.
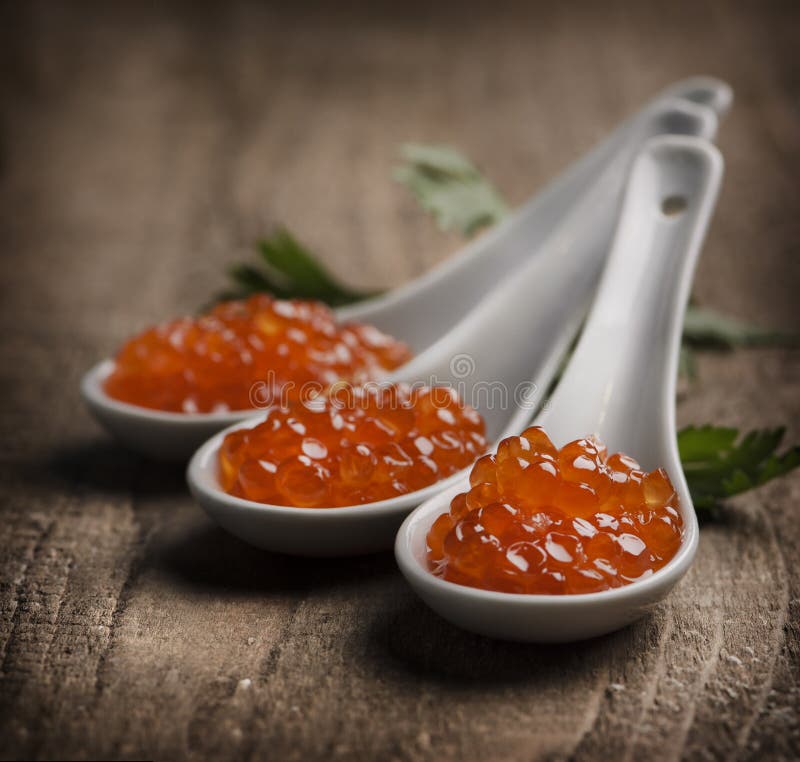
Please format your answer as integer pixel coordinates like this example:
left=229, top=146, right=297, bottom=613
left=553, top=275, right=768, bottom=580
left=1, top=1, right=798, bottom=760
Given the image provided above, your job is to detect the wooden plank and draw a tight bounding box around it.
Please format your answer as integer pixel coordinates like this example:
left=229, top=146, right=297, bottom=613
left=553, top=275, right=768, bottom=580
left=0, top=0, right=798, bottom=759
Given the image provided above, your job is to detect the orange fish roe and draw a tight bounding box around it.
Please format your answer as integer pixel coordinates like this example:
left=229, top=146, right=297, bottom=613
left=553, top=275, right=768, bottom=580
left=104, top=295, right=412, bottom=413
left=218, top=384, right=487, bottom=507
left=427, top=427, right=683, bottom=595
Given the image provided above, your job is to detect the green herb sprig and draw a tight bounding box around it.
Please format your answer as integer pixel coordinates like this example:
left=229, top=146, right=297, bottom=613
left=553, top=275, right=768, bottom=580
left=393, top=143, right=509, bottom=236
left=681, top=305, right=796, bottom=350
left=678, top=426, right=800, bottom=517
left=218, top=228, right=378, bottom=307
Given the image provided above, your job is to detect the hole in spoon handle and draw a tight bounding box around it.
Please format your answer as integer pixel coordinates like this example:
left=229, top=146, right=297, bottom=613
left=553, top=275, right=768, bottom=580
left=536, top=136, right=724, bottom=460
left=661, top=195, right=688, bottom=216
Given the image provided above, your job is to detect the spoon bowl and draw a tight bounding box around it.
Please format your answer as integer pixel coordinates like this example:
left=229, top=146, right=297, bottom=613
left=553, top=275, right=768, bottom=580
left=395, top=135, right=724, bottom=641
left=81, top=360, right=256, bottom=461
left=395, top=478, right=699, bottom=642
left=83, top=78, right=731, bottom=461
left=187, top=416, right=467, bottom=556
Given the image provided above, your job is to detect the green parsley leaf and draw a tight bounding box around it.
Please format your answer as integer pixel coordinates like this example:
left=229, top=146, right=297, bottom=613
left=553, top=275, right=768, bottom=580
left=227, top=263, right=292, bottom=298
left=678, top=345, right=697, bottom=381
left=678, top=425, right=800, bottom=517
left=218, top=228, right=380, bottom=307
left=394, top=143, right=510, bottom=236
left=683, top=306, right=796, bottom=349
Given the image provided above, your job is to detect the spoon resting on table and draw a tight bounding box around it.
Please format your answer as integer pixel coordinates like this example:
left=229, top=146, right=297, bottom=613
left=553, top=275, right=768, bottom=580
left=395, top=135, right=723, bottom=642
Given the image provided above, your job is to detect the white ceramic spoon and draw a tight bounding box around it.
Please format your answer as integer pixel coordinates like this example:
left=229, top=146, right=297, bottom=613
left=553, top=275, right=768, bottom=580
left=388, top=101, right=718, bottom=442
left=82, top=78, right=731, bottom=461
left=340, top=76, right=731, bottom=351
left=187, top=106, right=718, bottom=557
left=395, top=135, right=723, bottom=642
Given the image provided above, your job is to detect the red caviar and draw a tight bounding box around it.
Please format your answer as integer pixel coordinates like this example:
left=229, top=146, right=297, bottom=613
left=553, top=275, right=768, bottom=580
left=427, top=427, right=683, bottom=595
left=219, top=384, right=487, bottom=507
left=104, top=295, right=412, bottom=413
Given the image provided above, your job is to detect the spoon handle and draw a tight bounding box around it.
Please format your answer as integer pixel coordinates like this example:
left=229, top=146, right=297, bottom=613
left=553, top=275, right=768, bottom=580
left=395, top=103, right=718, bottom=442
left=537, top=136, right=723, bottom=466
left=338, top=79, right=731, bottom=354
left=660, top=76, right=733, bottom=119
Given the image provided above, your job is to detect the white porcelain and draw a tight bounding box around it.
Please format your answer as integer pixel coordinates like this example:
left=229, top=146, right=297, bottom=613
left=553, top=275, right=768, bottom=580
left=339, top=77, right=731, bottom=353
left=188, top=417, right=468, bottom=556
left=187, top=105, right=719, bottom=557
left=388, top=100, right=718, bottom=442
left=395, top=136, right=724, bottom=642
left=81, top=361, right=255, bottom=461
left=83, top=78, right=731, bottom=461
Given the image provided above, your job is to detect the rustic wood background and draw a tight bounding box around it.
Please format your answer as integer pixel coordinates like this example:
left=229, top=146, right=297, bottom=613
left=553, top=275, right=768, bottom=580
left=1, top=1, right=798, bottom=759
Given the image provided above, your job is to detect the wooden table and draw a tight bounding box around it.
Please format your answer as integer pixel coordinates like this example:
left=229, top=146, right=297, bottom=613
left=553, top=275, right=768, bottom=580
left=1, top=1, right=798, bottom=759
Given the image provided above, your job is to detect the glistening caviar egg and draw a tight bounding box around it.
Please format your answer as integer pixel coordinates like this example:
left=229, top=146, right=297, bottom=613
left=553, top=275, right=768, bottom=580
left=104, top=295, right=412, bottom=413
left=219, top=384, right=487, bottom=507
left=427, top=427, right=683, bottom=594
